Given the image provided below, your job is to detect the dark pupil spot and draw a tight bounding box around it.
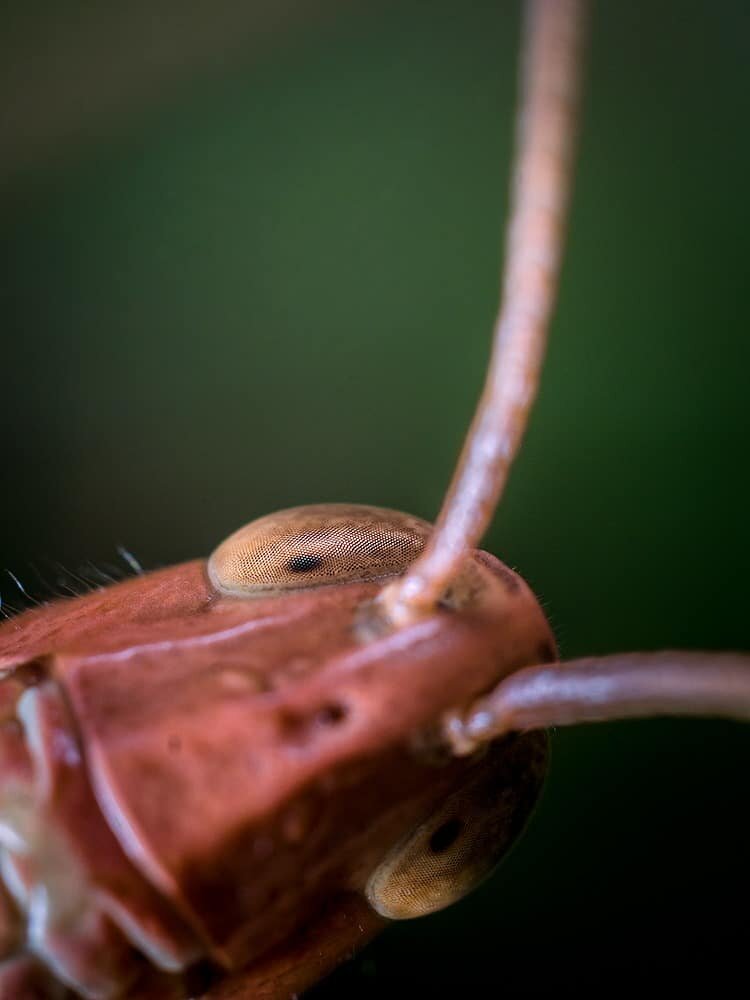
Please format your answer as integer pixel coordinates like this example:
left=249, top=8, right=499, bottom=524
left=429, top=818, right=463, bottom=854
left=287, top=554, right=323, bottom=573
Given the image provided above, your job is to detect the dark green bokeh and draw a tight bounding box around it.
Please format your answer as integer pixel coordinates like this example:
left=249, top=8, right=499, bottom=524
left=2, top=0, right=748, bottom=992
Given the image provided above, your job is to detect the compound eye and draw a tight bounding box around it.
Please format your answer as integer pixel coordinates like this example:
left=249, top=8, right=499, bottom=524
left=208, top=503, right=431, bottom=596
left=365, top=733, right=548, bottom=920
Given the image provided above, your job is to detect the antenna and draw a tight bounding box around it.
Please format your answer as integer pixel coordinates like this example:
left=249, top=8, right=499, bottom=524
left=382, top=0, right=586, bottom=623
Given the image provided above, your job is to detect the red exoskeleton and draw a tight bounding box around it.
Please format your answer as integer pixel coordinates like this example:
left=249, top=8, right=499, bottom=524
left=1, top=2, right=748, bottom=997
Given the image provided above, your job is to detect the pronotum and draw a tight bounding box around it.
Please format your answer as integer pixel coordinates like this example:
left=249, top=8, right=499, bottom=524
left=1, top=1, right=750, bottom=1000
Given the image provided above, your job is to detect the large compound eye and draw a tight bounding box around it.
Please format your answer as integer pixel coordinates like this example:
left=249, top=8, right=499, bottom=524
left=208, top=504, right=432, bottom=596
left=366, top=732, right=548, bottom=920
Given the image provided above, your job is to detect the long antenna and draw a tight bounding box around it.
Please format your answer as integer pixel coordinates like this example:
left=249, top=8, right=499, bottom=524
left=382, top=0, right=586, bottom=623
left=444, top=651, right=750, bottom=754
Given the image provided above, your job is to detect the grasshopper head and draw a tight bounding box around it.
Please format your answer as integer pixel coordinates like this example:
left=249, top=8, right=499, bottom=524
left=48, top=504, right=554, bottom=969
left=202, top=505, right=554, bottom=939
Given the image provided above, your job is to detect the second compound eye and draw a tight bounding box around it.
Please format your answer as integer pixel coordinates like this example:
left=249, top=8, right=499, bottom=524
left=208, top=504, right=432, bottom=596
left=365, top=732, right=548, bottom=920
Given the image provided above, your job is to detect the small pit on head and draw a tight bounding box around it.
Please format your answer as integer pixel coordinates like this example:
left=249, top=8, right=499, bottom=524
left=317, top=702, right=348, bottom=726
left=277, top=701, right=350, bottom=744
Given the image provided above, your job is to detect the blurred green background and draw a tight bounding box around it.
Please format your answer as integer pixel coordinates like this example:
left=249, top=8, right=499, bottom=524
left=2, top=0, right=748, bottom=992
